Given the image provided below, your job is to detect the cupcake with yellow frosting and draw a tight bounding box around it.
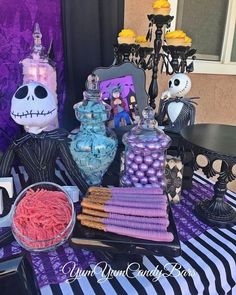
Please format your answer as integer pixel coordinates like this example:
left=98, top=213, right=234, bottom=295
left=183, top=36, right=192, bottom=47
left=152, top=0, right=171, bottom=16
left=135, top=35, right=150, bottom=47
left=165, top=30, right=186, bottom=46
left=118, top=29, right=136, bottom=44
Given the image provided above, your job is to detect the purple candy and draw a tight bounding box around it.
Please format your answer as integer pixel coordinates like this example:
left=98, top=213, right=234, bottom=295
left=140, top=177, right=148, bottom=185
left=134, top=183, right=143, bottom=188
left=147, top=168, right=156, bottom=177
left=152, top=153, right=159, bottom=160
left=144, top=184, right=153, bottom=188
left=123, top=179, right=133, bottom=186
left=149, top=176, right=158, bottom=183
left=156, top=170, right=163, bottom=177
left=159, top=155, right=165, bottom=161
left=143, top=150, right=151, bottom=156
left=134, top=155, right=143, bottom=165
left=135, top=170, right=145, bottom=179
left=152, top=160, right=161, bottom=169
left=131, top=162, right=139, bottom=171
left=128, top=152, right=135, bottom=160
left=136, top=142, right=145, bottom=149
left=139, top=163, right=148, bottom=172
left=152, top=183, right=161, bottom=188
left=127, top=168, right=134, bottom=175
left=127, top=159, right=132, bottom=166
left=144, top=156, right=153, bottom=165
left=131, top=175, right=139, bottom=183
left=146, top=143, right=157, bottom=151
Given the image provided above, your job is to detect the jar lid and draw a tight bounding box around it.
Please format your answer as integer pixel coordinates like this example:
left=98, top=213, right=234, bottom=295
left=123, top=107, right=171, bottom=151
left=73, top=74, right=111, bottom=122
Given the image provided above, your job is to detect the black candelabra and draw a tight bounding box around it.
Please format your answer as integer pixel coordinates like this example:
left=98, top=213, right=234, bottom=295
left=113, top=14, right=196, bottom=109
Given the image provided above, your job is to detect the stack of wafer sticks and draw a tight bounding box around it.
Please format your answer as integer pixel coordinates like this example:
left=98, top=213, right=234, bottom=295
left=77, top=187, right=174, bottom=242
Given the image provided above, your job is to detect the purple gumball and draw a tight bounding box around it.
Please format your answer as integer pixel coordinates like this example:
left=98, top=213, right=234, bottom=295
left=149, top=176, right=158, bottom=183
left=152, top=183, right=161, bottom=188
left=147, top=168, right=156, bottom=177
left=140, top=177, right=148, bottom=185
left=152, top=153, right=159, bottom=160
left=144, top=184, right=152, bottom=188
left=131, top=175, right=139, bottom=183
left=144, top=156, right=153, bottom=166
left=134, top=183, right=143, bottom=188
left=139, top=163, right=148, bottom=172
left=136, top=142, right=145, bottom=149
left=146, top=142, right=158, bottom=151
left=123, top=179, right=133, bottom=187
left=135, top=170, right=144, bottom=179
left=143, top=150, right=151, bottom=156
left=134, top=155, right=143, bottom=165
left=152, top=160, right=161, bottom=169
left=131, top=162, right=139, bottom=171
left=159, top=155, right=165, bottom=161
left=128, top=152, right=135, bottom=160
left=127, top=168, right=134, bottom=175
left=127, top=159, right=132, bottom=166
left=156, top=170, right=163, bottom=177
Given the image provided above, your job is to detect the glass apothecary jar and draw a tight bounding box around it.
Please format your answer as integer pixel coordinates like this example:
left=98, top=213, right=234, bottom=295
left=121, top=107, right=171, bottom=190
left=69, top=74, right=118, bottom=186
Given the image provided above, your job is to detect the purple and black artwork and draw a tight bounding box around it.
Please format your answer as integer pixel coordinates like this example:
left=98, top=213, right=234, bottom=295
left=99, top=75, right=139, bottom=128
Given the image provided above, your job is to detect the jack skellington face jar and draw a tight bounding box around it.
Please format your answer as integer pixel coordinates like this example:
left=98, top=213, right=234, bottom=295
left=157, top=73, right=199, bottom=133
left=0, top=82, right=88, bottom=195
left=11, top=82, right=57, bottom=134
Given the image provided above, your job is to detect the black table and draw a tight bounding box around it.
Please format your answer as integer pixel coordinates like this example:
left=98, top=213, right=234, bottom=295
left=181, top=124, right=236, bottom=226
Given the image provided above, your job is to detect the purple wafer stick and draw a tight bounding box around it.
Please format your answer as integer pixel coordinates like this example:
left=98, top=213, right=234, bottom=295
left=108, top=213, right=169, bottom=226
left=106, top=225, right=174, bottom=242
left=104, top=218, right=168, bottom=231
left=104, top=205, right=167, bottom=217
left=106, top=200, right=167, bottom=209
left=104, top=197, right=167, bottom=204
left=111, top=187, right=163, bottom=195
left=109, top=194, right=167, bottom=200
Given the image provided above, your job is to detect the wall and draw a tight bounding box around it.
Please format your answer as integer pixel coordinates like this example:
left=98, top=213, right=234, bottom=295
left=124, top=0, right=236, bottom=126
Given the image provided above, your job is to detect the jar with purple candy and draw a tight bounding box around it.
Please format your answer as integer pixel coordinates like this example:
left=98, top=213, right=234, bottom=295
left=120, top=107, right=171, bottom=190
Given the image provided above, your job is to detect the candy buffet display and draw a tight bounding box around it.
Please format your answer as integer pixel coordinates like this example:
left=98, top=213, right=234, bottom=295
left=120, top=107, right=171, bottom=189
left=0, top=82, right=88, bottom=195
left=78, top=187, right=174, bottom=242
left=20, top=23, right=58, bottom=131
left=158, top=73, right=199, bottom=132
left=69, top=74, right=117, bottom=186
left=11, top=182, right=75, bottom=251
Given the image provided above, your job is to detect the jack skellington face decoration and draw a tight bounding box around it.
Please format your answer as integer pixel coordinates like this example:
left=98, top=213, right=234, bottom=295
left=0, top=82, right=88, bottom=199
left=11, top=82, right=57, bottom=134
left=168, top=73, right=191, bottom=98
left=157, top=73, right=199, bottom=133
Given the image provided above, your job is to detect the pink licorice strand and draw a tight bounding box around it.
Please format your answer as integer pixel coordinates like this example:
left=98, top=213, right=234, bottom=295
left=106, top=200, right=167, bottom=209
left=106, top=225, right=174, bottom=242
left=111, top=187, right=163, bottom=195
left=104, top=218, right=168, bottom=231
left=108, top=213, right=169, bottom=226
left=104, top=205, right=167, bottom=217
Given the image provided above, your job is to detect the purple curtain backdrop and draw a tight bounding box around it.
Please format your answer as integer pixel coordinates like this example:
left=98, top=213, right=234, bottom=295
left=0, top=0, right=65, bottom=151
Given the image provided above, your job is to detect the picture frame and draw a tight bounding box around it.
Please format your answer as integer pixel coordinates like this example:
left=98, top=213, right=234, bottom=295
left=93, top=62, right=149, bottom=140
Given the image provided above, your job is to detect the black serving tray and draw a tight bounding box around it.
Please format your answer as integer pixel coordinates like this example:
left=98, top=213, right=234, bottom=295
left=70, top=202, right=181, bottom=257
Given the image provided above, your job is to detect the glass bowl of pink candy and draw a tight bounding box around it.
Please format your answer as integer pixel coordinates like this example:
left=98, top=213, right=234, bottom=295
left=11, top=182, right=75, bottom=252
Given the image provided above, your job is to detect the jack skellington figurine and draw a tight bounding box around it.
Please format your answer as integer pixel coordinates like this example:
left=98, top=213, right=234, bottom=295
left=157, top=73, right=199, bottom=133
left=0, top=82, right=88, bottom=194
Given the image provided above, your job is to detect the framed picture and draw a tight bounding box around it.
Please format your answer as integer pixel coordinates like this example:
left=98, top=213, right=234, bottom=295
left=93, top=62, right=149, bottom=131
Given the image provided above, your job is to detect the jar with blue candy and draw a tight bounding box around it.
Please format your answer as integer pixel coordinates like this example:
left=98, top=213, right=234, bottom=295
left=121, top=106, right=171, bottom=189
left=69, top=74, right=117, bottom=186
